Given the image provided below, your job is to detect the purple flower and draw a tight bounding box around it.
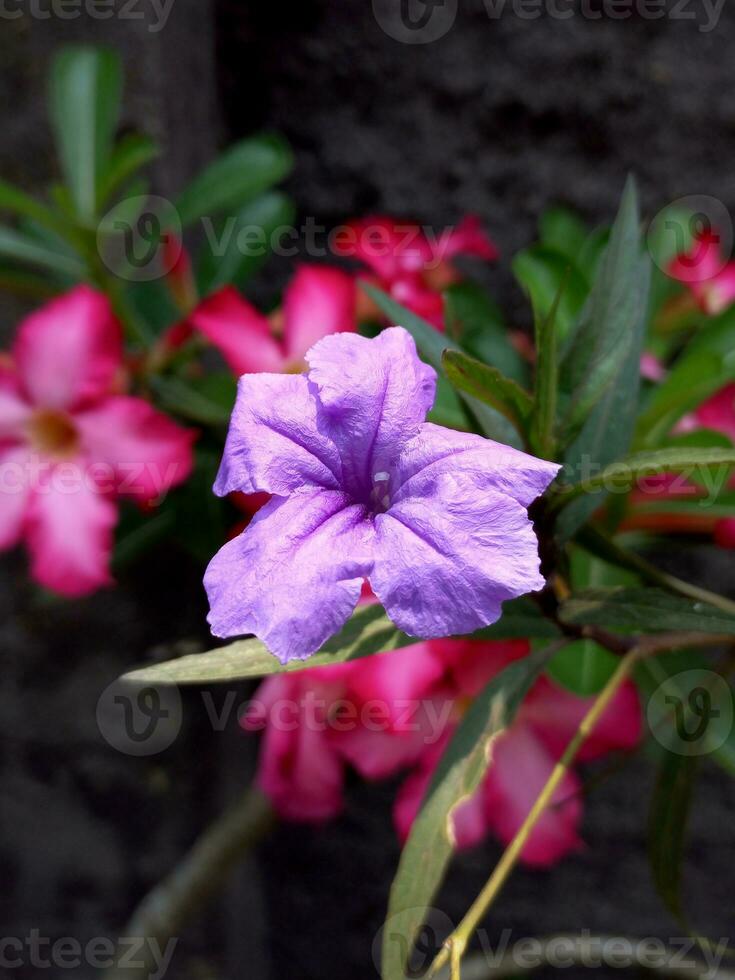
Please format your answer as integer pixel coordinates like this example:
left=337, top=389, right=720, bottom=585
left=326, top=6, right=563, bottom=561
left=205, top=327, right=560, bottom=663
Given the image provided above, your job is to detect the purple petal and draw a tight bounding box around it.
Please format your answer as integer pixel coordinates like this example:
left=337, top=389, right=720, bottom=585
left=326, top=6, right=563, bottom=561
left=214, top=373, right=343, bottom=497
left=205, top=490, right=375, bottom=662
left=392, top=423, right=560, bottom=508
left=369, top=472, right=546, bottom=638
left=305, top=327, right=436, bottom=497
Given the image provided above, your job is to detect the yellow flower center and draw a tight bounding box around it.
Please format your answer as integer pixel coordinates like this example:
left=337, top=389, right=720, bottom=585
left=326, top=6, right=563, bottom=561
left=27, top=409, right=79, bottom=458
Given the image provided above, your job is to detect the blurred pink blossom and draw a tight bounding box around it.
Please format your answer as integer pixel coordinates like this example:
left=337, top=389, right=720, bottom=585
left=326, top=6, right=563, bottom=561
left=333, top=214, right=498, bottom=329
left=244, top=636, right=640, bottom=866
left=190, top=264, right=356, bottom=374
left=668, top=230, right=735, bottom=315
left=0, top=286, right=194, bottom=596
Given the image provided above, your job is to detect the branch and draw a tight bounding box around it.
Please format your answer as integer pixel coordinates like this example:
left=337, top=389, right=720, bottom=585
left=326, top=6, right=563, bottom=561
left=104, top=787, right=274, bottom=979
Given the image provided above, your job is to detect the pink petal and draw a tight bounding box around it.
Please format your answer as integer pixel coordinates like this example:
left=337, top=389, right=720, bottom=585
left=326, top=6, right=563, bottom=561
left=0, top=370, right=31, bottom=442
left=438, top=215, right=499, bottom=262
left=694, top=383, right=735, bottom=443
left=189, top=287, right=284, bottom=374
left=390, top=276, right=445, bottom=330
left=13, top=286, right=122, bottom=411
left=345, top=643, right=445, bottom=731
left=0, top=446, right=32, bottom=548
left=668, top=231, right=725, bottom=286
left=440, top=638, right=530, bottom=697
left=704, top=265, right=735, bottom=314
left=714, top=518, right=735, bottom=548
left=25, top=470, right=117, bottom=596
left=640, top=352, right=666, bottom=382
left=252, top=672, right=347, bottom=821
left=483, top=721, right=583, bottom=867
left=282, top=265, right=356, bottom=364
left=75, top=395, right=195, bottom=503
left=334, top=216, right=434, bottom=280
left=522, top=676, right=641, bottom=764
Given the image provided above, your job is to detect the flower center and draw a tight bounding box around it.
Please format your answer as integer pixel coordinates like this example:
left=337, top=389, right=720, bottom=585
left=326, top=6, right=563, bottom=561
left=369, top=471, right=391, bottom=514
left=27, top=409, right=79, bottom=458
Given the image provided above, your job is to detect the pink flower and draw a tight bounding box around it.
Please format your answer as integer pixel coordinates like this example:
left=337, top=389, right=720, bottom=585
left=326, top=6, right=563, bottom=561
left=333, top=214, right=498, bottom=330
left=0, top=286, right=195, bottom=596
left=668, top=230, right=735, bottom=315
left=245, top=635, right=640, bottom=868
left=189, top=264, right=356, bottom=375
left=393, top=639, right=641, bottom=866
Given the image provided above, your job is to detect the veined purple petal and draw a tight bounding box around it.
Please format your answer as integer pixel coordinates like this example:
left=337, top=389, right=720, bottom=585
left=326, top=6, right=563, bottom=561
left=369, top=472, right=546, bottom=638
left=205, top=490, right=375, bottom=662
left=392, top=423, right=560, bottom=508
left=305, top=328, right=436, bottom=498
left=214, top=373, right=343, bottom=497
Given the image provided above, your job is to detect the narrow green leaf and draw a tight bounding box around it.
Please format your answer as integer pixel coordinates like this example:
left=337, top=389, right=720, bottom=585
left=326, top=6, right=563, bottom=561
left=150, top=374, right=236, bottom=426
left=512, top=245, right=588, bottom=344
left=556, top=253, right=650, bottom=540
left=49, top=46, right=123, bottom=221
left=443, top=282, right=529, bottom=384
left=559, top=177, right=645, bottom=439
left=547, top=640, right=619, bottom=697
left=0, top=225, right=84, bottom=278
left=560, top=447, right=735, bottom=499
left=442, top=349, right=532, bottom=437
left=539, top=206, right=589, bottom=262
left=97, top=133, right=159, bottom=206
left=176, top=135, right=293, bottom=228
left=196, top=191, right=296, bottom=291
left=531, top=272, right=566, bottom=458
left=559, top=586, right=735, bottom=635
left=361, top=283, right=521, bottom=446
left=381, top=645, right=555, bottom=980
left=122, top=605, right=417, bottom=685
left=648, top=751, right=698, bottom=921
left=0, top=178, right=69, bottom=236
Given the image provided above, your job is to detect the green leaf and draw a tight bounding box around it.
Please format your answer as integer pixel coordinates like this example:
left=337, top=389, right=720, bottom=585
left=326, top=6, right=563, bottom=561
left=49, top=46, right=123, bottom=222
left=381, top=644, right=555, bottom=980
left=474, top=597, right=562, bottom=640
left=442, top=349, right=532, bottom=436
left=648, top=750, right=698, bottom=921
left=0, top=225, right=84, bottom=278
left=556, top=252, right=651, bottom=539
left=443, top=282, right=528, bottom=384
left=530, top=271, right=566, bottom=458
left=196, top=191, right=296, bottom=292
left=559, top=177, right=645, bottom=440
left=361, top=283, right=521, bottom=446
left=150, top=373, right=236, bottom=426
left=512, top=245, right=588, bottom=344
left=559, top=587, right=735, bottom=635
left=176, top=134, right=293, bottom=228
left=97, top=133, right=159, bottom=206
left=0, top=178, right=69, bottom=236
left=547, top=640, right=619, bottom=697
left=539, top=206, right=589, bottom=262
left=560, top=447, right=735, bottom=499
left=122, top=604, right=417, bottom=685
left=427, top=375, right=470, bottom=431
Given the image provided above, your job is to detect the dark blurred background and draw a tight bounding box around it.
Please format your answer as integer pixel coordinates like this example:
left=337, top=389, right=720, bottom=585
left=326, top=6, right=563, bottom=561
left=1, top=1, right=734, bottom=978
